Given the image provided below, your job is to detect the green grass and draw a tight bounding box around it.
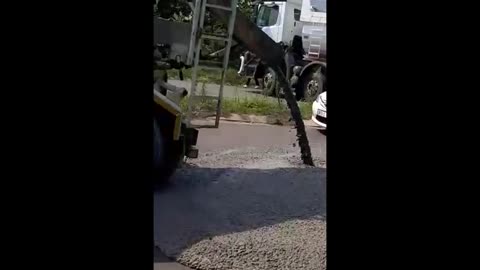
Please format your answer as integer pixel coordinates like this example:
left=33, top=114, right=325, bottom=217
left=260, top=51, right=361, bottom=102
left=180, top=94, right=313, bottom=122
left=157, top=69, right=313, bottom=122
left=168, top=68, right=245, bottom=86
left=299, top=101, right=313, bottom=119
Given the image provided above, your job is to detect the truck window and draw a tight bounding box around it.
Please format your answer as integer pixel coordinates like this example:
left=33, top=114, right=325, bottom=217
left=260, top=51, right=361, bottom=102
left=256, top=5, right=279, bottom=27
left=294, top=9, right=301, bottom=21
left=311, top=0, right=327, bottom=12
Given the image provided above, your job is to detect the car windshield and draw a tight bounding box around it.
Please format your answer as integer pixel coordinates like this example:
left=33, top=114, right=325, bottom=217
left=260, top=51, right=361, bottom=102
left=311, top=0, right=326, bottom=12
left=256, top=4, right=279, bottom=27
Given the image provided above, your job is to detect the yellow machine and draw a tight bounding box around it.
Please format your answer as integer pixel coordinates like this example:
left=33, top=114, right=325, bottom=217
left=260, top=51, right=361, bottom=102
left=153, top=54, right=198, bottom=184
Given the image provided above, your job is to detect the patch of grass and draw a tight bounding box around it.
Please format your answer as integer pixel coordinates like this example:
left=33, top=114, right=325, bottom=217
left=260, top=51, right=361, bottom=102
left=157, top=67, right=313, bottom=122
left=168, top=68, right=244, bottom=86
left=299, top=101, right=313, bottom=119
left=223, top=97, right=285, bottom=116
left=180, top=94, right=313, bottom=120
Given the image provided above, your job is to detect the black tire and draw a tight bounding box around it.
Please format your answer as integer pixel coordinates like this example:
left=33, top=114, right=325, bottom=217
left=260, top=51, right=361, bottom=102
left=153, top=119, right=163, bottom=170
left=153, top=118, right=185, bottom=187
left=298, top=68, right=325, bottom=102
left=262, top=67, right=278, bottom=96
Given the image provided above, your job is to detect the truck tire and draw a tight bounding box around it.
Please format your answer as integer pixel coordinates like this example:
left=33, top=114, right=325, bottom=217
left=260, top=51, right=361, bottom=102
left=262, top=67, right=278, bottom=96
left=153, top=118, right=184, bottom=187
left=298, top=68, right=325, bottom=102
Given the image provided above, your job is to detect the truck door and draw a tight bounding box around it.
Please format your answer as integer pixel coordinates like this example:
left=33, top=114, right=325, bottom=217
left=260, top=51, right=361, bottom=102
left=280, top=2, right=304, bottom=46
left=293, top=8, right=304, bottom=39
left=256, top=3, right=282, bottom=43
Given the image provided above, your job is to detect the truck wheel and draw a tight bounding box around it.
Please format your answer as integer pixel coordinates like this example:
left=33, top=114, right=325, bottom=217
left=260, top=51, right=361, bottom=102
left=299, top=69, right=324, bottom=102
left=153, top=118, right=184, bottom=187
left=262, top=68, right=278, bottom=96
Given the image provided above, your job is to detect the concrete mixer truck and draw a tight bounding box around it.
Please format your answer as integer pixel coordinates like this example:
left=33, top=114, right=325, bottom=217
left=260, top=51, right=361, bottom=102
left=238, top=0, right=326, bottom=101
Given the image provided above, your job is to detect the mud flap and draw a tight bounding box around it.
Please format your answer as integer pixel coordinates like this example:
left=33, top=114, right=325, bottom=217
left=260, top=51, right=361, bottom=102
left=183, top=125, right=199, bottom=159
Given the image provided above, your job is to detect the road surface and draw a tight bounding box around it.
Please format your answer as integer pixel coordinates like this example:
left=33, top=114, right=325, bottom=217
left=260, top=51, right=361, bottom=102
left=155, top=246, right=192, bottom=270
left=154, top=122, right=326, bottom=270
left=196, top=122, right=326, bottom=161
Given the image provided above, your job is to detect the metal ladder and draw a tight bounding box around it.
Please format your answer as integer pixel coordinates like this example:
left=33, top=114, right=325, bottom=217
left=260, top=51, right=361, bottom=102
left=307, top=33, right=322, bottom=58
left=186, top=0, right=238, bottom=128
left=307, top=21, right=324, bottom=59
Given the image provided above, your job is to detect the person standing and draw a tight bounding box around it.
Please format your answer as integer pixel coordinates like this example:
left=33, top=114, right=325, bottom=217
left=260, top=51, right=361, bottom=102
left=242, top=51, right=265, bottom=89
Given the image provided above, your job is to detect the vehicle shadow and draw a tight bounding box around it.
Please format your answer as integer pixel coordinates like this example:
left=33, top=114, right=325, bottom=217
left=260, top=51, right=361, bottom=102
left=154, top=166, right=326, bottom=258
left=154, top=245, right=173, bottom=263
left=154, top=246, right=193, bottom=269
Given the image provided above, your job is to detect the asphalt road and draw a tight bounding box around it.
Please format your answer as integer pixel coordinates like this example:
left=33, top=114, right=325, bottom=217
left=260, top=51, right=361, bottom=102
left=155, top=246, right=192, bottom=270
left=196, top=122, right=326, bottom=162
left=154, top=122, right=326, bottom=270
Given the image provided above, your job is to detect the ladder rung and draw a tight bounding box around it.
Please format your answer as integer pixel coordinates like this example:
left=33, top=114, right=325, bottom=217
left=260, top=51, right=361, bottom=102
left=205, top=3, right=232, bottom=11
left=202, top=34, right=229, bottom=41
left=309, top=44, right=321, bottom=47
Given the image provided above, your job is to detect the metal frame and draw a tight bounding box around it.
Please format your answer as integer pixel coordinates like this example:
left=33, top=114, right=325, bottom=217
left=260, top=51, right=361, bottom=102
left=186, top=0, right=238, bottom=128
left=154, top=89, right=183, bottom=140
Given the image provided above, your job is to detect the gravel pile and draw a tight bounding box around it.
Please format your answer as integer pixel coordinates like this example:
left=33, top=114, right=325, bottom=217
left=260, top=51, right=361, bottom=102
left=177, top=218, right=326, bottom=270
left=154, top=147, right=326, bottom=270
left=186, top=147, right=326, bottom=169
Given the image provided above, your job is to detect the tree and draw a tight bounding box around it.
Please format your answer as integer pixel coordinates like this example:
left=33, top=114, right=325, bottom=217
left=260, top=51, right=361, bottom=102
left=154, top=0, right=192, bottom=21
left=238, top=0, right=255, bottom=19
left=154, top=0, right=255, bottom=21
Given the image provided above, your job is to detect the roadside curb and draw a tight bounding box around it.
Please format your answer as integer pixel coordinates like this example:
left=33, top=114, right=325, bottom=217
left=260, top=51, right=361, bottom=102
left=191, top=114, right=319, bottom=128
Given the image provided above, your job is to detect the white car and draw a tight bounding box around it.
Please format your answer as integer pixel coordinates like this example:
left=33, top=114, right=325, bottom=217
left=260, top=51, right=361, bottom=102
left=311, top=91, right=326, bottom=129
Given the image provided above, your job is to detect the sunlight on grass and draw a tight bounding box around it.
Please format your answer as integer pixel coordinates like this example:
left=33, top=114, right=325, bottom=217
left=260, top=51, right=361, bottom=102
left=180, top=94, right=312, bottom=120
left=169, top=68, right=244, bottom=86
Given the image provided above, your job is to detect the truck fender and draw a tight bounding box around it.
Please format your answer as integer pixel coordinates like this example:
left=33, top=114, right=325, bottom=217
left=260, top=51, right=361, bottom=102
left=299, top=61, right=327, bottom=79
left=153, top=89, right=182, bottom=141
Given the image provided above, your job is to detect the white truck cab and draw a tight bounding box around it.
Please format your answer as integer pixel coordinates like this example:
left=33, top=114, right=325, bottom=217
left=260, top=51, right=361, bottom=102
left=243, top=0, right=327, bottom=101
left=253, top=0, right=326, bottom=59
left=254, top=0, right=305, bottom=45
